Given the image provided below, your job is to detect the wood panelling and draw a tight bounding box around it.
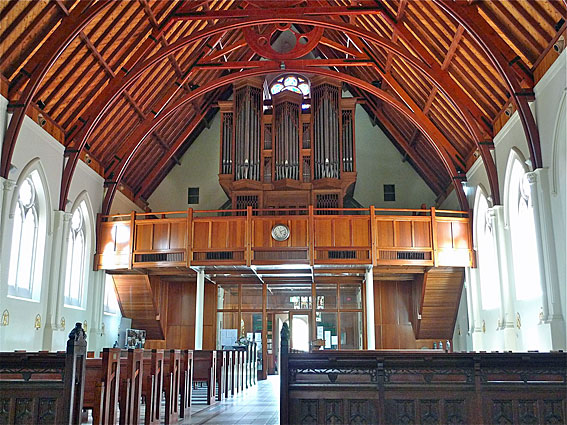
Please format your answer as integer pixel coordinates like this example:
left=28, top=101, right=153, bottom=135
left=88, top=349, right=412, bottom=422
left=111, top=274, right=165, bottom=340
left=252, top=217, right=308, bottom=248
left=416, top=268, right=465, bottom=339
left=203, top=282, right=217, bottom=350
left=96, top=220, right=132, bottom=270
left=115, top=275, right=217, bottom=350
left=373, top=279, right=440, bottom=349
left=96, top=208, right=472, bottom=269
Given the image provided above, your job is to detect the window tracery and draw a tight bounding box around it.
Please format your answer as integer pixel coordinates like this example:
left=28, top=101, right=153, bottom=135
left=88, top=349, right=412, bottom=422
left=64, top=202, right=88, bottom=307
left=8, top=176, right=39, bottom=299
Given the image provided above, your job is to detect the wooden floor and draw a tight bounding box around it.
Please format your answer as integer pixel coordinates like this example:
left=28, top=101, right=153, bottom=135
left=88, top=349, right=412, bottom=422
left=184, top=376, right=280, bottom=425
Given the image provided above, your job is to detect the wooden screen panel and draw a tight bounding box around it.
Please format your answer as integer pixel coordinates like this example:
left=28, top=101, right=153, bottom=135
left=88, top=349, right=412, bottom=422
left=211, top=221, right=229, bottom=248
left=135, top=223, right=153, bottom=250
left=451, top=221, right=470, bottom=249
left=436, top=221, right=454, bottom=249
left=192, top=221, right=210, bottom=249
left=376, top=220, right=394, bottom=247
left=314, top=218, right=332, bottom=247
left=352, top=218, right=371, bottom=247
left=134, top=220, right=186, bottom=252
left=169, top=222, right=186, bottom=249
left=290, top=219, right=308, bottom=246
left=394, top=221, right=412, bottom=247
left=96, top=221, right=132, bottom=270
left=153, top=223, right=170, bottom=250
left=412, top=220, right=431, bottom=248
left=228, top=220, right=246, bottom=248
left=333, top=218, right=351, bottom=247
left=252, top=217, right=308, bottom=248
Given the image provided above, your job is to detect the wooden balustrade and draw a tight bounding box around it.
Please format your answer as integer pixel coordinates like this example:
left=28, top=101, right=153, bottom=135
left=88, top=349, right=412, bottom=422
left=95, top=207, right=473, bottom=270
left=279, top=323, right=567, bottom=425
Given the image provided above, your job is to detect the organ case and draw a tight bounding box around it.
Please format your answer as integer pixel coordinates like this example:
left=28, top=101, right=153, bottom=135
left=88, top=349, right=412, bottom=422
left=219, top=76, right=357, bottom=210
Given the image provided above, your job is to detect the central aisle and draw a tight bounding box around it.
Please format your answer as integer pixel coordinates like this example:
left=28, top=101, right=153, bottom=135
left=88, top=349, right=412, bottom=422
left=185, top=376, right=280, bottom=425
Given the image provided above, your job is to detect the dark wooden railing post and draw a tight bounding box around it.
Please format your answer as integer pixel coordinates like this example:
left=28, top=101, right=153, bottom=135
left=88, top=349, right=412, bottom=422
left=64, top=322, right=87, bottom=425
left=280, top=322, right=290, bottom=425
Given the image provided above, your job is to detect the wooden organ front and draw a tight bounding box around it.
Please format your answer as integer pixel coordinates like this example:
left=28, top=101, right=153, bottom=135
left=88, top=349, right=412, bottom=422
left=219, top=76, right=357, bottom=210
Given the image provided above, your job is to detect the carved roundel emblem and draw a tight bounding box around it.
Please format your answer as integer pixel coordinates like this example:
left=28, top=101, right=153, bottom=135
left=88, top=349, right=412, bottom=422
left=271, top=224, right=290, bottom=241
left=243, top=24, right=324, bottom=60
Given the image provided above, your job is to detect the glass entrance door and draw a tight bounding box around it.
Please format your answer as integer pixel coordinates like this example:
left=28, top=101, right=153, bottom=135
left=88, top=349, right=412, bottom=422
left=290, top=313, right=311, bottom=352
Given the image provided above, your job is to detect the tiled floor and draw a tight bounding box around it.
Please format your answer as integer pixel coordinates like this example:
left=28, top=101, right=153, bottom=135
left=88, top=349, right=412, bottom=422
left=183, top=376, right=280, bottom=425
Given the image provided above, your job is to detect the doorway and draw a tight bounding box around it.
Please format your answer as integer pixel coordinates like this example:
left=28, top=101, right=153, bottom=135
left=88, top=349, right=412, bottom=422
left=290, top=312, right=311, bottom=352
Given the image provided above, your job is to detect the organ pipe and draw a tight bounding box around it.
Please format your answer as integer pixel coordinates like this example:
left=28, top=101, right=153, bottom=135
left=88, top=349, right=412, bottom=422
left=273, top=91, right=301, bottom=181
left=234, top=82, right=262, bottom=181
left=218, top=76, right=356, bottom=211
left=312, top=79, right=340, bottom=179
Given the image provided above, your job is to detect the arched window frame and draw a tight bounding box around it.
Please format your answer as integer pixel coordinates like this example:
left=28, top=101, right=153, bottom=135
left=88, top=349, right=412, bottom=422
left=7, top=159, right=50, bottom=301
left=504, top=149, right=541, bottom=301
left=63, top=193, right=94, bottom=308
left=473, top=186, right=500, bottom=310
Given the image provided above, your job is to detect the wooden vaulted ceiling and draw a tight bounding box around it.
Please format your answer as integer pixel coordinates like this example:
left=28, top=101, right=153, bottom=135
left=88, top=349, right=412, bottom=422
left=0, top=0, right=565, bottom=212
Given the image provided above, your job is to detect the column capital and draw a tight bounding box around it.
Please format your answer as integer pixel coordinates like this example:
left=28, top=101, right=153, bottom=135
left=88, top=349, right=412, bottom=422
left=525, top=171, right=538, bottom=184
left=2, top=178, right=16, bottom=191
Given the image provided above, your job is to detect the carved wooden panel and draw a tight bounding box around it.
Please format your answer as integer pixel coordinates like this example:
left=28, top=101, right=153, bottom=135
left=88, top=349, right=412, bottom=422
left=444, top=400, right=466, bottom=425
left=385, top=399, right=416, bottom=424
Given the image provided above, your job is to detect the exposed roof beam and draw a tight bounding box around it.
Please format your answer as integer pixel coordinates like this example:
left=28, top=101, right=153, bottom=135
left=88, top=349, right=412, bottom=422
left=441, top=25, right=465, bottom=71
left=173, top=4, right=386, bottom=20
left=196, top=58, right=374, bottom=69
left=1, top=0, right=112, bottom=179
left=433, top=0, right=542, bottom=172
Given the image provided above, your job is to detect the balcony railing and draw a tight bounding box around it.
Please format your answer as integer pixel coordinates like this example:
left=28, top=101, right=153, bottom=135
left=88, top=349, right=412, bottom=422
left=94, top=207, right=473, bottom=270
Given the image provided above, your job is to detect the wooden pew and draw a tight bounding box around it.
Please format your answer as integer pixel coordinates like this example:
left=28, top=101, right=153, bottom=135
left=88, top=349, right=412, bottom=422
left=142, top=349, right=164, bottom=425
left=279, top=323, right=567, bottom=425
left=193, top=350, right=217, bottom=405
left=118, top=349, right=143, bottom=425
left=84, top=348, right=121, bottom=425
left=216, top=350, right=226, bottom=401
left=0, top=322, right=87, bottom=425
left=179, top=349, right=193, bottom=419
left=223, top=350, right=233, bottom=398
left=250, top=342, right=257, bottom=385
left=229, top=349, right=238, bottom=396
left=163, top=349, right=181, bottom=424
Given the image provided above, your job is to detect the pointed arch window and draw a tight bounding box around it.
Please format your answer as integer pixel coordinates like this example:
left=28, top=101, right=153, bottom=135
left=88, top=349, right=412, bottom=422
left=507, top=158, right=541, bottom=301
left=474, top=190, right=500, bottom=310
left=64, top=202, right=88, bottom=307
left=8, top=177, right=39, bottom=298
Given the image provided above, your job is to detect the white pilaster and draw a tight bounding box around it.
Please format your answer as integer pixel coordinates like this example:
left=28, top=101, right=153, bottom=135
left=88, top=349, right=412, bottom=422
left=527, top=169, right=566, bottom=348
left=195, top=269, right=205, bottom=350
left=489, top=206, right=517, bottom=350
left=42, top=210, right=71, bottom=349
left=0, top=178, right=16, bottom=284
left=465, top=267, right=484, bottom=350
left=365, top=266, right=375, bottom=350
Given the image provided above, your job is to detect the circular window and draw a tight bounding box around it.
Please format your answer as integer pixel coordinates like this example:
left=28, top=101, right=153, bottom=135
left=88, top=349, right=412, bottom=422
left=270, top=74, right=310, bottom=97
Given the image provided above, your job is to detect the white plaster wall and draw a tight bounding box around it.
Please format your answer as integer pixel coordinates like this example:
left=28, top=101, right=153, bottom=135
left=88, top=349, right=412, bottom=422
left=110, top=190, right=144, bottom=214
left=353, top=104, right=437, bottom=208
left=149, top=113, right=229, bottom=211
left=0, top=95, right=122, bottom=352
left=455, top=50, right=567, bottom=351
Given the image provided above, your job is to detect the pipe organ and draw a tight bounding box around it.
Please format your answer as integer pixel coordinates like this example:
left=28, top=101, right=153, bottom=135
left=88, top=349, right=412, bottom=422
left=219, top=76, right=357, bottom=210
